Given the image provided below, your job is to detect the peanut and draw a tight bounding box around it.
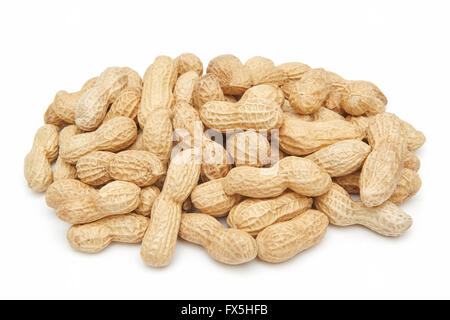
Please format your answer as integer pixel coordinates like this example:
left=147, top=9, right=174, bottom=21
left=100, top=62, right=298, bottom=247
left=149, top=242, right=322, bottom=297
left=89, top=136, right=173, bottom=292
left=179, top=213, right=257, bottom=265
left=135, top=186, right=160, bottom=216
left=53, top=125, right=80, bottom=181
left=226, top=130, right=271, bottom=167
left=281, top=68, right=329, bottom=114
left=277, top=62, right=311, bottom=80
left=341, top=80, right=387, bottom=116
left=279, top=113, right=365, bottom=155
left=305, top=140, right=371, bottom=177
left=240, top=84, right=285, bottom=106
left=44, top=102, right=68, bottom=128
left=223, top=156, right=331, bottom=198
left=67, top=213, right=149, bottom=253
left=310, top=107, right=345, bottom=121
left=315, top=183, right=412, bottom=236
left=227, top=191, right=313, bottom=235
left=140, top=149, right=201, bottom=267
left=404, top=151, right=421, bottom=171
left=104, top=87, right=142, bottom=122
left=138, top=56, right=177, bottom=128
left=24, top=124, right=59, bottom=192
left=191, top=178, right=240, bottom=217
left=76, top=151, right=115, bottom=186
left=122, top=67, right=143, bottom=89
left=244, top=56, right=287, bottom=86
left=75, top=68, right=128, bottom=131
left=142, top=108, right=173, bottom=163
left=45, top=179, right=96, bottom=209
left=57, top=181, right=140, bottom=224
left=200, top=97, right=283, bottom=132
left=360, top=113, right=407, bottom=207
left=174, top=70, right=199, bottom=105
left=192, top=73, right=225, bottom=109
left=60, top=116, right=137, bottom=164
left=206, top=54, right=252, bottom=95
left=126, top=130, right=145, bottom=151
left=256, top=209, right=329, bottom=263
left=174, top=53, right=203, bottom=76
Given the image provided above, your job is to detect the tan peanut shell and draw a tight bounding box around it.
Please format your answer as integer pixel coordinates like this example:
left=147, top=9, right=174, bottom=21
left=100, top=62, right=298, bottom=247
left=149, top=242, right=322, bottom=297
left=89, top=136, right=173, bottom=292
left=200, top=97, right=283, bottom=132
left=45, top=179, right=97, bottom=209
left=223, top=156, right=331, bottom=198
left=53, top=125, right=80, bottom=181
left=52, top=77, right=98, bottom=124
left=281, top=68, right=329, bottom=114
left=142, top=108, right=173, bottom=163
left=404, top=151, right=421, bottom=171
left=277, top=62, right=311, bottom=80
left=135, top=186, right=160, bottom=216
left=323, top=71, right=347, bottom=115
left=227, top=191, right=313, bottom=235
left=206, top=54, right=252, bottom=95
left=174, top=53, right=203, bottom=76
left=75, top=68, right=128, bottom=131
left=44, top=102, right=68, bottom=128
left=226, top=130, right=271, bottom=167
left=279, top=113, right=365, bottom=155
left=240, top=84, right=285, bottom=106
left=24, top=124, right=59, bottom=192
left=179, top=213, right=257, bottom=265
left=244, top=56, right=287, bottom=86
left=126, top=131, right=145, bottom=151
left=192, top=73, right=225, bottom=109
left=60, top=116, right=137, bottom=164
left=67, top=213, right=149, bottom=253
left=56, top=181, right=140, bottom=224
left=109, top=150, right=165, bottom=187
left=76, top=151, right=115, bottom=186
left=305, top=140, right=371, bottom=177
left=191, top=178, right=240, bottom=217
left=174, top=70, right=199, bottom=104
left=256, top=209, right=329, bottom=263
left=311, top=107, right=345, bottom=122
left=315, top=183, right=412, bottom=236
left=104, top=87, right=141, bottom=121
left=341, top=80, right=387, bottom=116
left=141, top=149, right=201, bottom=267
left=138, top=56, right=177, bottom=128
left=360, top=113, right=407, bottom=207
left=122, top=67, right=143, bottom=89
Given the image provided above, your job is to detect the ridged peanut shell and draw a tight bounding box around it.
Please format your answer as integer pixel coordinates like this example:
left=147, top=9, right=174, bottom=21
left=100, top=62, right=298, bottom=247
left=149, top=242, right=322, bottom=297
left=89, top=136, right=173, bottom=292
left=45, top=179, right=96, bottom=209
left=135, top=186, right=160, bottom=216
left=76, top=151, right=114, bottom=186
left=277, top=62, right=311, bottom=80
left=226, top=130, right=271, bottom=167
left=192, top=73, right=225, bottom=109
left=94, top=181, right=141, bottom=215
left=244, top=56, right=287, bottom=86
left=341, top=80, right=387, bottom=116
left=174, top=53, right=203, bottom=76
left=142, top=108, right=173, bottom=163
left=174, top=70, right=199, bottom=104
left=104, top=87, right=141, bottom=121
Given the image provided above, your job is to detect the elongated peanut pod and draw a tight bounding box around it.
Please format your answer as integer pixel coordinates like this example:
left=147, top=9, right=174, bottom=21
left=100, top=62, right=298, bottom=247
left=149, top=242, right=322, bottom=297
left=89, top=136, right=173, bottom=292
left=223, top=156, right=331, bottom=198
left=60, top=117, right=137, bottom=164
left=141, top=149, right=201, bottom=267
left=67, top=214, right=150, bottom=253
left=314, top=183, right=412, bottom=236
left=227, top=191, right=313, bottom=235
left=179, top=213, right=257, bottom=265
left=138, top=56, right=177, bottom=128
left=24, top=124, right=59, bottom=192
left=256, top=209, right=329, bottom=263
left=45, top=179, right=97, bottom=209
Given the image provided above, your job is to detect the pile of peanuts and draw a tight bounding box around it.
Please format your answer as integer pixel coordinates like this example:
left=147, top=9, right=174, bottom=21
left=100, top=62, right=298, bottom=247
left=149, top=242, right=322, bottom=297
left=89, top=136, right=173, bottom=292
left=24, top=54, right=425, bottom=267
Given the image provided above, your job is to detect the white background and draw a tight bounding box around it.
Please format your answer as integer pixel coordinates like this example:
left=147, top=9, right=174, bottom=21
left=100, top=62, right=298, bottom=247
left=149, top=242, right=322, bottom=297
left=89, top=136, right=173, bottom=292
left=1, top=0, right=449, bottom=299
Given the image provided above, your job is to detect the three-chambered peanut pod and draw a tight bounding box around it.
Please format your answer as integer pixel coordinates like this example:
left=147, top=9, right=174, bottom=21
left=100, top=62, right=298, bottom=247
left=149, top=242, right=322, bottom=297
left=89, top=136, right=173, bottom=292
left=314, top=183, right=413, bottom=236
left=24, top=124, right=59, bottom=192
left=200, top=97, right=283, bottom=132
left=75, top=67, right=129, bottom=131
left=334, top=168, right=422, bottom=205
left=256, top=209, right=329, bottom=263
left=191, top=178, right=241, bottom=217
left=360, top=113, right=407, bottom=207
left=244, top=56, right=287, bottom=86
left=227, top=191, right=313, bottom=235
left=59, top=116, right=137, bottom=164
left=340, top=80, right=387, bottom=116
left=279, top=113, right=365, bottom=156
left=140, top=149, right=201, bottom=267
left=206, top=54, right=252, bottom=95
left=223, top=156, right=331, bottom=198
left=281, top=68, right=330, bottom=115
left=138, top=56, right=177, bottom=128
left=53, top=125, right=81, bottom=181
left=56, top=181, right=141, bottom=224
left=179, top=213, right=258, bottom=265
left=305, top=140, right=371, bottom=177
left=67, top=213, right=150, bottom=253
